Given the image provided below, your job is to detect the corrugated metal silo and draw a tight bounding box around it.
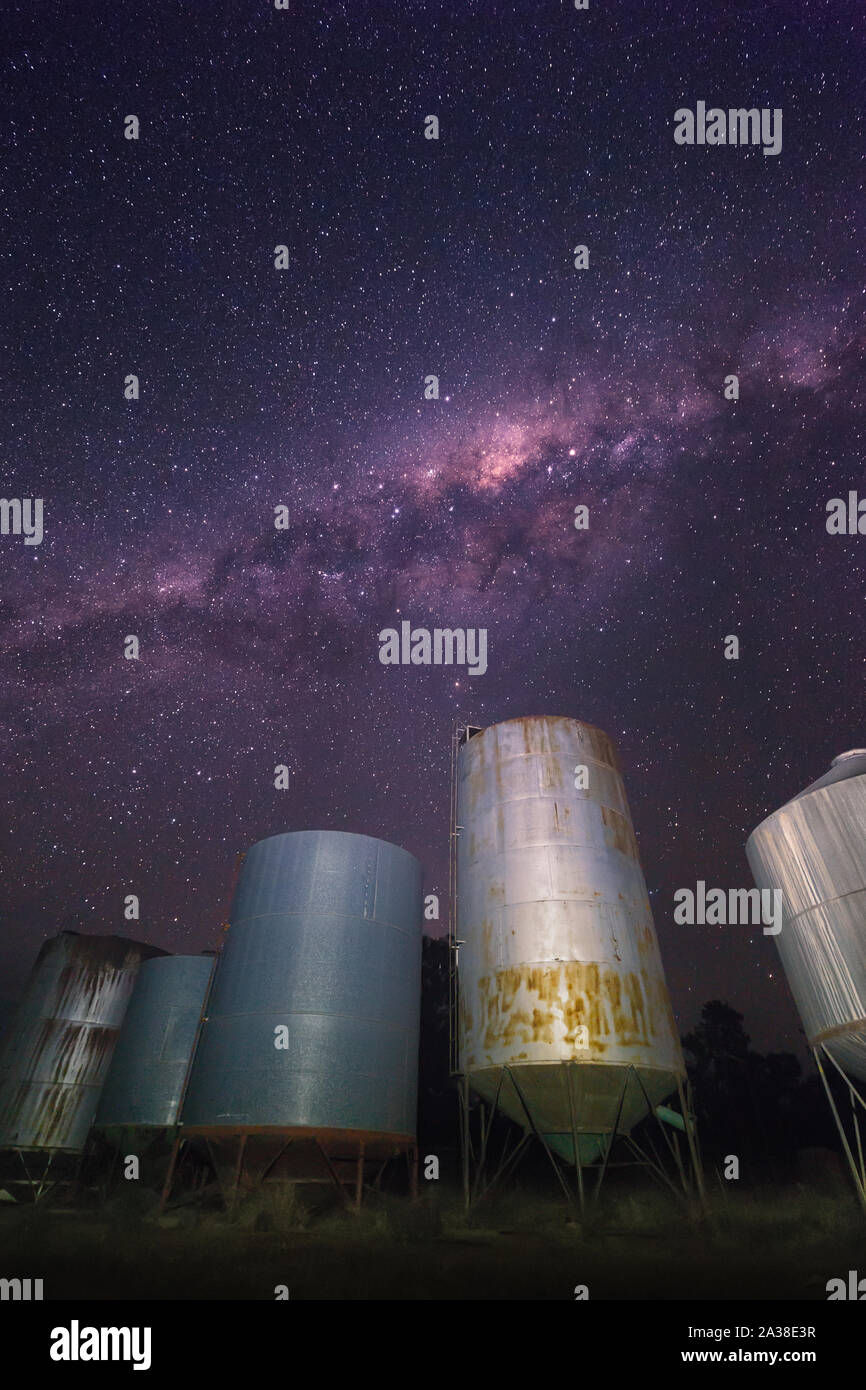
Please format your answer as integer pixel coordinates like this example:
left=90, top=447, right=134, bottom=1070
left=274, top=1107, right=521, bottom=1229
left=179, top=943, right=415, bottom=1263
left=94, top=954, right=214, bottom=1135
left=178, top=831, right=423, bottom=1204
left=0, top=932, right=166, bottom=1195
left=746, top=750, right=866, bottom=1082
left=456, top=716, right=686, bottom=1172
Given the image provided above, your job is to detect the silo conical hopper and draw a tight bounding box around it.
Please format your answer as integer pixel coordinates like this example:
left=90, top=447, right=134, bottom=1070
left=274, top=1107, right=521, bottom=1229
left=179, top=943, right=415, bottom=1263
left=456, top=716, right=685, bottom=1168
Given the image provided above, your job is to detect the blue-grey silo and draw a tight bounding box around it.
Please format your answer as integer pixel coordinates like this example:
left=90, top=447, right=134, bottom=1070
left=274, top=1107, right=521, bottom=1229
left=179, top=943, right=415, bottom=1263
left=0, top=933, right=166, bottom=1163
left=746, top=749, right=866, bottom=1082
left=457, top=716, right=685, bottom=1165
left=181, top=831, right=424, bottom=1140
left=94, top=954, right=214, bottom=1134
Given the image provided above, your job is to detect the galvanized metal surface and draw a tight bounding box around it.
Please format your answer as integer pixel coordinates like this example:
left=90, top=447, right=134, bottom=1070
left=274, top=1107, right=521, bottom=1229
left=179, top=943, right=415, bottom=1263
left=94, top=954, right=214, bottom=1131
left=456, top=716, right=684, bottom=1161
left=181, top=831, right=424, bottom=1138
left=746, top=751, right=866, bottom=1081
left=0, top=933, right=166, bottom=1153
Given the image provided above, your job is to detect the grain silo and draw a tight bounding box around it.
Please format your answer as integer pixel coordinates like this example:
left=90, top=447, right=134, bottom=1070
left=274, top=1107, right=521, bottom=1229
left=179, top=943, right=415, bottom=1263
left=746, top=749, right=866, bottom=1210
left=452, top=716, right=700, bottom=1208
left=0, top=931, right=166, bottom=1199
left=174, top=831, right=424, bottom=1209
left=92, top=953, right=214, bottom=1150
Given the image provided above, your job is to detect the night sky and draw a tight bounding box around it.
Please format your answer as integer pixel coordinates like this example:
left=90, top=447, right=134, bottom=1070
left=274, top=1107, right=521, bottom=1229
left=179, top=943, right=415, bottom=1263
left=1, top=1, right=863, bottom=1059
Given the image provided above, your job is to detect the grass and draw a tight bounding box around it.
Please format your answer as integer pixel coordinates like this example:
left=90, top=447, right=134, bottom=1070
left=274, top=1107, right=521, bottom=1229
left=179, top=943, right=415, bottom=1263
left=1, top=1176, right=862, bottom=1300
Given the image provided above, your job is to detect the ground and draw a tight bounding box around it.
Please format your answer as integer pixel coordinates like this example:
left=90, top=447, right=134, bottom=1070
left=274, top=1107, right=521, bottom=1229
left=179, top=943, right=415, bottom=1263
left=2, top=1177, right=864, bottom=1300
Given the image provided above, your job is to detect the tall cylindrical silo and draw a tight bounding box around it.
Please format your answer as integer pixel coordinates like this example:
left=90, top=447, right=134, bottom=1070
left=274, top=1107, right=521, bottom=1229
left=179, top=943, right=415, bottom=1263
left=0, top=932, right=166, bottom=1194
left=746, top=749, right=866, bottom=1082
left=456, top=716, right=685, bottom=1167
left=179, top=831, right=423, bottom=1201
left=94, top=954, right=215, bottom=1136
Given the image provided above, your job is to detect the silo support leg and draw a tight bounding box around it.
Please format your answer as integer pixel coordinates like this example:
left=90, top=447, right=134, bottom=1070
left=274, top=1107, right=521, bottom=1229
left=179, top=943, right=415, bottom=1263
left=632, top=1069, right=684, bottom=1178
left=593, top=1068, right=632, bottom=1205
left=312, top=1139, right=352, bottom=1209
left=815, top=1047, right=866, bottom=1215
left=157, top=1133, right=182, bottom=1216
left=354, top=1142, right=366, bottom=1211
left=630, top=1068, right=702, bottom=1209
left=260, top=1139, right=294, bottom=1185
left=506, top=1067, right=575, bottom=1208
left=408, top=1145, right=418, bottom=1202
left=15, top=1149, right=37, bottom=1203
left=622, top=1133, right=685, bottom=1202
left=104, top=1131, right=126, bottom=1202
left=820, top=1045, right=866, bottom=1174
left=471, top=1071, right=504, bottom=1203
left=676, top=1075, right=708, bottom=1213
left=633, top=1068, right=702, bottom=1212
left=36, top=1150, right=54, bottom=1204
left=459, top=1073, right=535, bottom=1207
left=371, top=1158, right=389, bottom=1192
left=74, top=1136, right=91, bottom=1198
left=564, top=1063, right=585, bottom=1220
left=478, top=1132, right=533, bottom=1204
left=853, top=1097, right=866, bottom=1194
left=460, top=1076, right=471, bottom=1210
left=230, top=1134, right=247, bottom=1213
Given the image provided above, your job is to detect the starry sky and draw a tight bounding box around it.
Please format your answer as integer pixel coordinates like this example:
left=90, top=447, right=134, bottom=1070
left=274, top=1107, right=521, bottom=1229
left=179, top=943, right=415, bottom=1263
left=1, top=1, right=864, bottom=1057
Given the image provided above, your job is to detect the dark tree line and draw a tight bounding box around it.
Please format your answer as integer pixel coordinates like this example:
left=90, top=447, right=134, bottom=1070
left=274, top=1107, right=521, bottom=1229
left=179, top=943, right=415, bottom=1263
left=418, top=935, right=455, bottom=1151
left=683, top=999, right=842, bottom=1174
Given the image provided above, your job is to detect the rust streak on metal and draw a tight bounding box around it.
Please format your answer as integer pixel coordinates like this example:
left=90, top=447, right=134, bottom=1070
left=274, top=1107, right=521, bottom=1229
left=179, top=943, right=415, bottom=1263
left=600, top=804, right=639, bottom=861
left=477, top=961, right=659, bottom=1054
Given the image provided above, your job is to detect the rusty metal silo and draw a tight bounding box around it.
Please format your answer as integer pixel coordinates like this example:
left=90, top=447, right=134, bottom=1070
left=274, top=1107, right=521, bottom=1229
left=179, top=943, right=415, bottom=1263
left=0, top=931, right=166, bottom=1198
left=746, top=750, right=866, bottom=1083
left=454, top=716, right=692, bottom=1200
left=173, top=831, right=424, bottom=1208
left=93, top=954, right=214, bottom=1135
left=88, top=953, right=215, bottom=1196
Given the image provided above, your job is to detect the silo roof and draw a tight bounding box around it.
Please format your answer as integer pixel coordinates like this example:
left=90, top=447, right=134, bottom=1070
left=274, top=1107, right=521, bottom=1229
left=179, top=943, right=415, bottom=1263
left=791, top=749, right=866, bottom=802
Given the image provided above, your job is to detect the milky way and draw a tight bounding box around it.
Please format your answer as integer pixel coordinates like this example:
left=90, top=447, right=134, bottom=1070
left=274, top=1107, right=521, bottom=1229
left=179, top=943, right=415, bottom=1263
left=1, top=1, right=864, bottom=1056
